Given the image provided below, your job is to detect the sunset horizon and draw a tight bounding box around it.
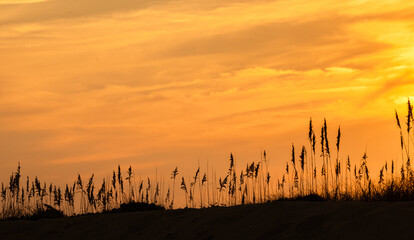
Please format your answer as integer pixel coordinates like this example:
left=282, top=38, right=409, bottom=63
left=4, top=2, right=414, bottom=239
left=1, top=0, right=414, bottom=208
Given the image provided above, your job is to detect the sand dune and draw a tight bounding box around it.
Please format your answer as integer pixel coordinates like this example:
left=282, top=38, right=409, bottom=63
left=1, top=201, right=413, bottom=239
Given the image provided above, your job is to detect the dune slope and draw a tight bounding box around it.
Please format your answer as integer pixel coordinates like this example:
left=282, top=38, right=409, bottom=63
left=0, top=201, right=413, bottom=239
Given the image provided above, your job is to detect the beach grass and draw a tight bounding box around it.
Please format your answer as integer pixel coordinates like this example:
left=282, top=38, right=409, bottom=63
left=2, top=99, right=414, bottom=220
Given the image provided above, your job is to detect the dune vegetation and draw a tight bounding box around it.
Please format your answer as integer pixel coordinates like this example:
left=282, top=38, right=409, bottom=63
left=2, top=100, right=414, bottom=220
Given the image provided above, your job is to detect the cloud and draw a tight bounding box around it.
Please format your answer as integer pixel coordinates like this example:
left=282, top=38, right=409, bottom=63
left=158, top=15, right=390, bottom=73
left=0, top=0, right=49, bottom=4
left=365, top=70, right=414, bottom=102
left=0, top=0, right=168, bottom=25
left=0, top=0, right=271, bottom=25
left=205, top=98, right=335, bottom=124
left=231, top=67, right=297, bottom=78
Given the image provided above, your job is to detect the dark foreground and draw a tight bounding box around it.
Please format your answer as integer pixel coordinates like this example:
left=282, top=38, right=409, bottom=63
left=1, top=201, right=414, bottom=239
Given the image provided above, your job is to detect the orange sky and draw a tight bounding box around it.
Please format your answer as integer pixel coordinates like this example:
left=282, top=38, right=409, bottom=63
left=0, top=0, right=413, bottom=185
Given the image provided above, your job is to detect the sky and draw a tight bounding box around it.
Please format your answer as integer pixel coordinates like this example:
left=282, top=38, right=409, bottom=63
left=1, top=0, right=413, bottom=187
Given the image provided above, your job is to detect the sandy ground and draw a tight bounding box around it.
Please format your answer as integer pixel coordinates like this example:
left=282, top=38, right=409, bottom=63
left=1, top=201, right=414, bottom=239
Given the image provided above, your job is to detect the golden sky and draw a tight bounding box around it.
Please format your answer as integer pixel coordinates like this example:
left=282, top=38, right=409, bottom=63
left=1, top=0, right=413, bottom=184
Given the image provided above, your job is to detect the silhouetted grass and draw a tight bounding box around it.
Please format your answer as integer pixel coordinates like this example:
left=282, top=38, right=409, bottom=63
left=28, top=204, right=65, bottom=220
left=1, top=204, right=65, bottom=221
left=2, top=99, right=414, bottom=220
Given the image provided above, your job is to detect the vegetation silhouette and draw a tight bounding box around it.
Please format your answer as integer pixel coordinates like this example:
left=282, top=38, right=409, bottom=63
left=1, top=99, right=414, bottom=220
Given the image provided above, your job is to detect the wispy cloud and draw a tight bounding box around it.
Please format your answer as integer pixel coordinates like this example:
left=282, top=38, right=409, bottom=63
left=0, top=0, right=167, bottom=25
left=0, top=0, right=49, bottom=4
